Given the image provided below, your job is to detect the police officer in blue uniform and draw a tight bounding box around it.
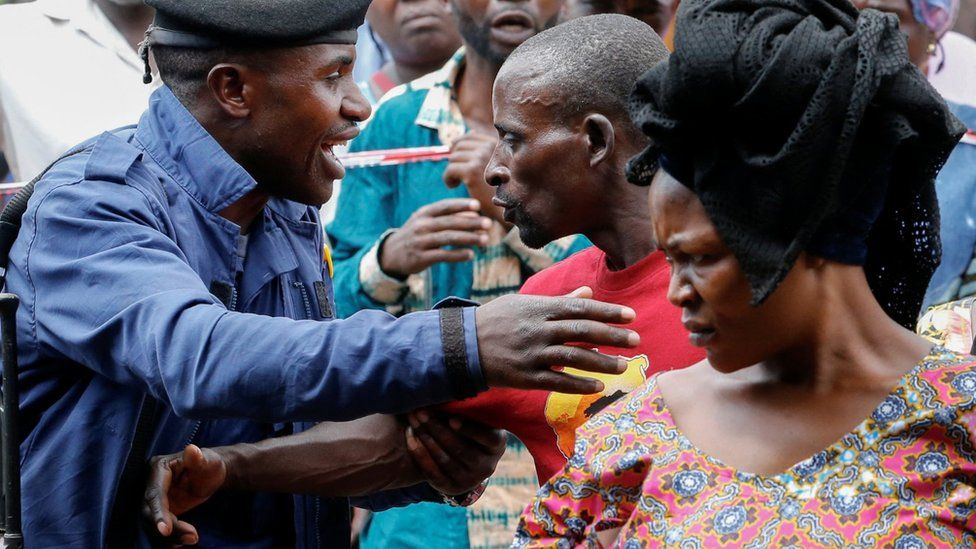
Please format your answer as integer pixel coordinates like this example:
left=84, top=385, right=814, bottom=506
left=7, top=1, right=639, bottom=547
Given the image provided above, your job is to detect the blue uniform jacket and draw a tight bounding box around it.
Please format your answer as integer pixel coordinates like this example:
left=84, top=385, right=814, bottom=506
left=7, top=86, right=484, bottom=548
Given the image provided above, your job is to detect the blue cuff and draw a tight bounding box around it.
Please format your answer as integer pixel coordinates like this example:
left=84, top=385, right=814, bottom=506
left=461, top=306, right=486, bottom=393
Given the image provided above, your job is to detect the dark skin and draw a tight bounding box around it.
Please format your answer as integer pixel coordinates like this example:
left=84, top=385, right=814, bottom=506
left=558, top=0, right=673, bottom=34
left=486, top=60, right=654, bottom=269
left=365, top=0, right=462, bottom=97
left=151, top=38, right=642, bottom=542
left=145, top=414, right=507, bottom=547
left=445, top=0, right=562, bottom=218
left=93, top=0, right=156, bottom=52
left=594, top=169, right=934, bottom=545
left=192, top=44, right=369, bottom=222
left=650, top=170, right=932, bottom=473
left=177, top=39, right=644, bottom=388
left=379, top=0, right=562, bottom=278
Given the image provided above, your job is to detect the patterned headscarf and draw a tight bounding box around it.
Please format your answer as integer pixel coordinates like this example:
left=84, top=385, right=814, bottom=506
left=909, top=0, right=959, bottom=38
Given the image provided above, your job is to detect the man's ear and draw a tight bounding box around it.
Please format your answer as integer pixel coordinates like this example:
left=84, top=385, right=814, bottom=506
left=206, top=64, right=255, bottom=119
left=583, top=114, right=615, bottom=168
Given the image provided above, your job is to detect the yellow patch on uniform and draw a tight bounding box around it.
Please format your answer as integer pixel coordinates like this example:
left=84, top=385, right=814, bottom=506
left=544, top=354, right=649, bottom=458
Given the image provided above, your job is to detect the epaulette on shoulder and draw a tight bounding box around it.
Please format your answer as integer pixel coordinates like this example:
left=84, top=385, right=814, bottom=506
left=83, top=130, right=143, bottom=185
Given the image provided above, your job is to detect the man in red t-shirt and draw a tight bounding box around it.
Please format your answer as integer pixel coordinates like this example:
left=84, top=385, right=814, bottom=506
left=437, top=14, right=704, bottom=483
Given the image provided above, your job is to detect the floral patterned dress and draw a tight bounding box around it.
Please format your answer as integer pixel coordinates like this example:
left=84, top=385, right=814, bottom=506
left=514, top=347, right=976, bottom=548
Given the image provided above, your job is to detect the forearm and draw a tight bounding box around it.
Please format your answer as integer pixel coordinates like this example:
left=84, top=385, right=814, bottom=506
left=22, top=182, right=483, bottom=421
left=59, top=296, right=482, bottom=421
left=216, top=415, right=425, bottom=497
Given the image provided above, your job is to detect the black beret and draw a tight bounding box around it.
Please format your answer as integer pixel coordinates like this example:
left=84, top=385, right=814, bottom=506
left=143, top=0, right=370, bottom=48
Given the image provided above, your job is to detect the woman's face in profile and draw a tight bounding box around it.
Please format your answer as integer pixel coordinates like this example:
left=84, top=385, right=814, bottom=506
left=649, top=170, right=818, bottom=372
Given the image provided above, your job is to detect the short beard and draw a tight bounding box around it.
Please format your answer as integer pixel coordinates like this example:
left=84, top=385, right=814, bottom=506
left=451, top=3, right=559, bottom=67
left=511, top=208, right=554, bottom=249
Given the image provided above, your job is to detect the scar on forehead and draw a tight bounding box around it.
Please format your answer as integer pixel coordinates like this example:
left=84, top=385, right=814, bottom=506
left=499, top=64, right=561, bottom=108
left=505, top=79, right=561, bottom=108
left=511, top=88, right=561, bottom=108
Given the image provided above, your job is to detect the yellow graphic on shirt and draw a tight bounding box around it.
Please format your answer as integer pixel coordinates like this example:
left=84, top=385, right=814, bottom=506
left=545, top=354, right=649, bottom=458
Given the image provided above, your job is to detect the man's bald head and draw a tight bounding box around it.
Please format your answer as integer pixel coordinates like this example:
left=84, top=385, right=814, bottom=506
left=498, top=14, right=668, bottom=133
left=486, top=15, right=671, bottom=250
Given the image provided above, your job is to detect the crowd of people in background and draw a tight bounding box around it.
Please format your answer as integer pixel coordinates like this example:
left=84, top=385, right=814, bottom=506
left=0, top=0, right=975, bottom=547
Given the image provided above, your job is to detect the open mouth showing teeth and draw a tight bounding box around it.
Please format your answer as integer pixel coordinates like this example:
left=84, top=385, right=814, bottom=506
left=322, top=141, right=348, bottom=160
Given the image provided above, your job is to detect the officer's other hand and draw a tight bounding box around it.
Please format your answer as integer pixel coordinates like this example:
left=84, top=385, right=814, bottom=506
left=380, top=198, right=491, bottom=279
left=405, top=411, right=506, bottom=496
left=443, top=132, right=506, bottom=225
left=143, top=444, right=227, bottom=547
left=475, top=287, right=639, bottom=394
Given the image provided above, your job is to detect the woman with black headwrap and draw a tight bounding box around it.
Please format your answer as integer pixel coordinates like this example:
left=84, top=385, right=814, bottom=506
left=512, top=0, right=970, bottom=546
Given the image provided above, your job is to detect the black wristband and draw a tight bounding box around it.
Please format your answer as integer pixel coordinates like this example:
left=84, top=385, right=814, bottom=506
left=439, top=307, right=477, bottom=399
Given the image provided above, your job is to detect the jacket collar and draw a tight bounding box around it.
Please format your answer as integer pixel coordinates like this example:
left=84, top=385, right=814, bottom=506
left=136, top=86, right=264, bottom=216
left=136, top=86, right=312, bottom=223
left=414, top=48, right=467, bottom=147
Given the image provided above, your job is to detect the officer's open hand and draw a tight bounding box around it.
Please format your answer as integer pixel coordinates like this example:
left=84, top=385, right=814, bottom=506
left=380, top=198, right=492, bottom=278
left=475, top=287, right=639, bottom=394
left=143, top=444, right=227, bottom=547
left=405, top=410, right=506, bottom=497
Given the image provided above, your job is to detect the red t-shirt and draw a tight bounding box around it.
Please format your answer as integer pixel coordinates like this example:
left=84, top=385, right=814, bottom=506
left=439, top=247, right=705, bottom=483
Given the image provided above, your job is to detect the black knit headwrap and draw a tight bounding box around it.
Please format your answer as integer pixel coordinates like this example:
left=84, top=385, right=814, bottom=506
left=627, top=0, right=966, bottom=329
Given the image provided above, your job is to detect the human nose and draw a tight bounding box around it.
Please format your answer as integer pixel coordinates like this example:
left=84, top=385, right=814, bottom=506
left=484, top=148, right=509, bottom=188
left=342, top=82, right=372, bottom=123
left=666, top=267, right=697, bottom=308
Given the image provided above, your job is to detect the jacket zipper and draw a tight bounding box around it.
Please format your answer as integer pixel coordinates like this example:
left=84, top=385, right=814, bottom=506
left=293, top=281, right=313, bottom=319
left=185, top=273, right=241, bottom=448
left=183, top=421, right=202, bottom=447
left=314, top=497, right=321, bottom=548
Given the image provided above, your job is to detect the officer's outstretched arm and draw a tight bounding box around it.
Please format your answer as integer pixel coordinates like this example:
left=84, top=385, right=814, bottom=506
left=143, top=413, right=504, bottom=547
left=17, top=179, right=638, bottom=422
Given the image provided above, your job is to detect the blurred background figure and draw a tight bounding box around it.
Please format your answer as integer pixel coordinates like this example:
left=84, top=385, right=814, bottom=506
left=559, top=0, right=673, bottom=34
left=0, top=0, right=155, bottom=183
left=956, top=0, right=976, bottom=36
left=362, top=0, right=462, bottom=105
left=852, top=0, right=975, bottom=109
left=929, top=28, right=976, bottom=105
left=850, top=0, right=976, bottom=311
left=354, top=22, right=389, bottom=87
left=0, top=153, right=10, bottom=183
